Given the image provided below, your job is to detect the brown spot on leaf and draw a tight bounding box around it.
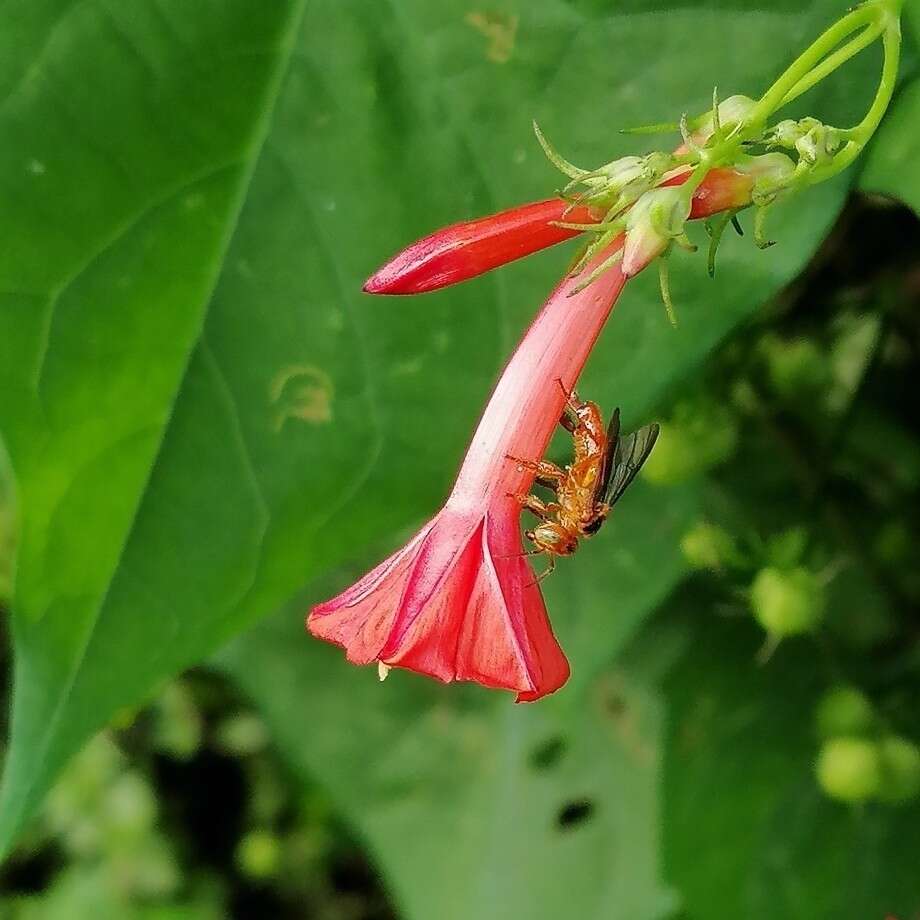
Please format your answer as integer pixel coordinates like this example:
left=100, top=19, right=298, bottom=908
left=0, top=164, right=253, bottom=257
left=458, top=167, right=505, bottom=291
left=465, top=11, right=519, bottom=64
left=270, top=364, right=334, bottom=430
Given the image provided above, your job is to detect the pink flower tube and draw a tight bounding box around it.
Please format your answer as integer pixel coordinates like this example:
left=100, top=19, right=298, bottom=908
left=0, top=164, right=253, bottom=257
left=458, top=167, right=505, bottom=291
left=308, top=241, right=628, bottom=701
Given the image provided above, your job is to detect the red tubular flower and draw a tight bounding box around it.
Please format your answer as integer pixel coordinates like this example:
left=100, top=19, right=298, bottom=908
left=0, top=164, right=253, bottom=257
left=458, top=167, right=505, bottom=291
left=308, top=244, right=629, bottom=701
left=364, top=167, right=753, bottom=296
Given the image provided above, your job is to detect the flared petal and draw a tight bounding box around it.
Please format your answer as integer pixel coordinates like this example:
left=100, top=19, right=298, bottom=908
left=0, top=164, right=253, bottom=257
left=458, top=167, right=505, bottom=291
left=307, top=520, right=436, bottom=665
left=308, top=509, right=569, bottom=701
left=378, top=516, right=483, bottom=682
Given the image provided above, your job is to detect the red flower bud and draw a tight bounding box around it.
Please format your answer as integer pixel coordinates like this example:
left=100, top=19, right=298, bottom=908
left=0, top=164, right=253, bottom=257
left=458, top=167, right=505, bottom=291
left=365, top=168, right=756, bottom=295
left=362, top=200, right=596, bottom=295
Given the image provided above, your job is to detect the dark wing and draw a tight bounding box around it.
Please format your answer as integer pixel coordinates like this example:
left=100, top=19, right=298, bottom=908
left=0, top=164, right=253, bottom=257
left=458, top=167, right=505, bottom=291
left=603, top=422, right=660, bottom=507
left=591, top=407, right=622, bottom=506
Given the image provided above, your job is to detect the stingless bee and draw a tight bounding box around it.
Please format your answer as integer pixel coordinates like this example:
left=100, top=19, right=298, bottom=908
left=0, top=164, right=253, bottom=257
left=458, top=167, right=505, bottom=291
left=507, top=381, right=659, bottom=578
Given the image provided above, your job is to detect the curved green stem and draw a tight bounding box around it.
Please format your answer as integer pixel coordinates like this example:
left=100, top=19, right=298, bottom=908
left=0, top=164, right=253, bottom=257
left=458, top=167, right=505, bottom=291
left=778, top=19, right=885, bottom=109
left=747, top=0, right=898, bottom=131
left=804, top=5, right=902, bottom=185
left=847, top=5, right=902, bottom=144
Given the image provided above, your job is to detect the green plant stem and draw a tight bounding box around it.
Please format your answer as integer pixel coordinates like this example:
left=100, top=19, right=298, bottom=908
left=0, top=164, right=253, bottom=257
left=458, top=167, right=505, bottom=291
left=778, top=19, right=885, bottom=109
left=677, top=0, right=902, bottom=207
left=806, top=11, right=901, bottom=186
left=747, top=0, right=900, bottom=131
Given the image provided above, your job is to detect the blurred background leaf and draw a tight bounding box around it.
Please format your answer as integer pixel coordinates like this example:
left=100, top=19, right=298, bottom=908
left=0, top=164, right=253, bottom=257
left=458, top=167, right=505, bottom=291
left=217, top=581, right=677, bottom=920
left=653, top=597, right=920, bottom=920
left=1, top=1, right=919, bottom=918
left=861, top=77, right=920, bottom=214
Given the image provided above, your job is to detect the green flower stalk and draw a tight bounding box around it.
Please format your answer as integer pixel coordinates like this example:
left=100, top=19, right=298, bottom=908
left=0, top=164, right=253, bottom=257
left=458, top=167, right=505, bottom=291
left=365, top=0, right=904, bottom=318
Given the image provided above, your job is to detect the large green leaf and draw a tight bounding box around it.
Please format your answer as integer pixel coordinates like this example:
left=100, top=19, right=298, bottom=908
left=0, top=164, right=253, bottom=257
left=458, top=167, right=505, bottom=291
left=0, top=0, right=310, bottom=851
left=0, top=0, right=877, bottom=855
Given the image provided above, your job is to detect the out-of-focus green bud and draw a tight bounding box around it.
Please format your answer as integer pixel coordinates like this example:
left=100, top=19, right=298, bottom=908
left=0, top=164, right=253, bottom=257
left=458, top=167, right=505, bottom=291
left=106, top=771, right=156, bottom=839
left=44, top=734, right=125, bottom=854
left=760, top=332, right=830, bottom=401
left=215, top=711, right=270, bottom=757
left=680, top=521, right=739, bottom=570
left=816, top=736, right=881, bottom=803
left=815, top=686, right=875, bottom=739
left=876, top=735, right=920, bottom=804
left=236, top=829, right=282, bottom=880
left=750, top=566, right=825, bottom=636
left=641, top=399, right=738, bottom=486
left=151, top=680, right=203, bottom=761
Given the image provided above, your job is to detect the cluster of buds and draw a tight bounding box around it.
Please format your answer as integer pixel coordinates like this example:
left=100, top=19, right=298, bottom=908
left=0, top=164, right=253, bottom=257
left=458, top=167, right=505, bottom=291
left=532, top=75, right=879, bottom=318
left=309, top=0, right=903, bottom=702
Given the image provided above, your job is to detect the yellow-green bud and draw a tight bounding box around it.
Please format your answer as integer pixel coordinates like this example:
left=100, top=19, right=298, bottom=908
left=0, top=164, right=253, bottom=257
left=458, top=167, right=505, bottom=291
left=236, top=829, right=282, bottom=880
left=816, top=737, right=881, bottom=803
left=680, top=521, right=738, bottom=570
left=750, top=566, right=825, bottom=636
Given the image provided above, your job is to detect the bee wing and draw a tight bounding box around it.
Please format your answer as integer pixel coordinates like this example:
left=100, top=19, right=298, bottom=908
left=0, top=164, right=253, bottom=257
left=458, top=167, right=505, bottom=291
left=603, top=422, right=660, bottom=507
left=592, top=407, right=622, bottom=505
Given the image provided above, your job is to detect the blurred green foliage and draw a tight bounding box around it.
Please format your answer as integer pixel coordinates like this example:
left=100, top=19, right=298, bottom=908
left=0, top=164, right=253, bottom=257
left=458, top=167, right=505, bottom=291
left=1, top=0, right=920, bottom=918
left=0, top=674, right=395, bottom=919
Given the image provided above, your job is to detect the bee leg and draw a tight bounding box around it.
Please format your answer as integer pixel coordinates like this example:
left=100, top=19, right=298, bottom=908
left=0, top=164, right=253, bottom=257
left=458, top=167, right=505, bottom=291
left=527, top=555, right=556, bottom=588
left=507, top=492, right=560, bottom=521
left=505, top=455, right=567, bottom=487
left=556, top=379, right=588, bottom=434
left=555, top=377, right=578, bottom=403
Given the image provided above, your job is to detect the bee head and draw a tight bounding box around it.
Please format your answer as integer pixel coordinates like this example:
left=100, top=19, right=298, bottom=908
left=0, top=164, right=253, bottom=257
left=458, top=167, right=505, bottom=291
left=529, top=522, right=578, bottom=556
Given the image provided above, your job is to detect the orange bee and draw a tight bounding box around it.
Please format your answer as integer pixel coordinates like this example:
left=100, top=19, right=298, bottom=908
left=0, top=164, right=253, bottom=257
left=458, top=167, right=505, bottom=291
left=507, top=381, right=659, bottom=578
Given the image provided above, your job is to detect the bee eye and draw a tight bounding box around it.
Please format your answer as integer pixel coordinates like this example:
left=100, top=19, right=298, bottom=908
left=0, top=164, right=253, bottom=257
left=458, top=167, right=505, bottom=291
left=525, top=530, right=535, bottom=541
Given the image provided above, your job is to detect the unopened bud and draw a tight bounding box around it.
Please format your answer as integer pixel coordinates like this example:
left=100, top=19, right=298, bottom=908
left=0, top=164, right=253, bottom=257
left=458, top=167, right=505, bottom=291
left=693, top=94, right=757, bottom=144
left=737, top=152, right=796, bottom=186
left=768, top=118, right=841, bottom=166
left=595, top=155, right=645, bottom=186
left=816, top=737, right=881, bottom=803
left=680, top=521, right=738, bottom=571
left=586, top=152, right=673, bottom=211
left=770, top=118, right=806, bottom=148
left=622, top=187, right=690, bottom=277
left=750, top=566, right=825, bottom=637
